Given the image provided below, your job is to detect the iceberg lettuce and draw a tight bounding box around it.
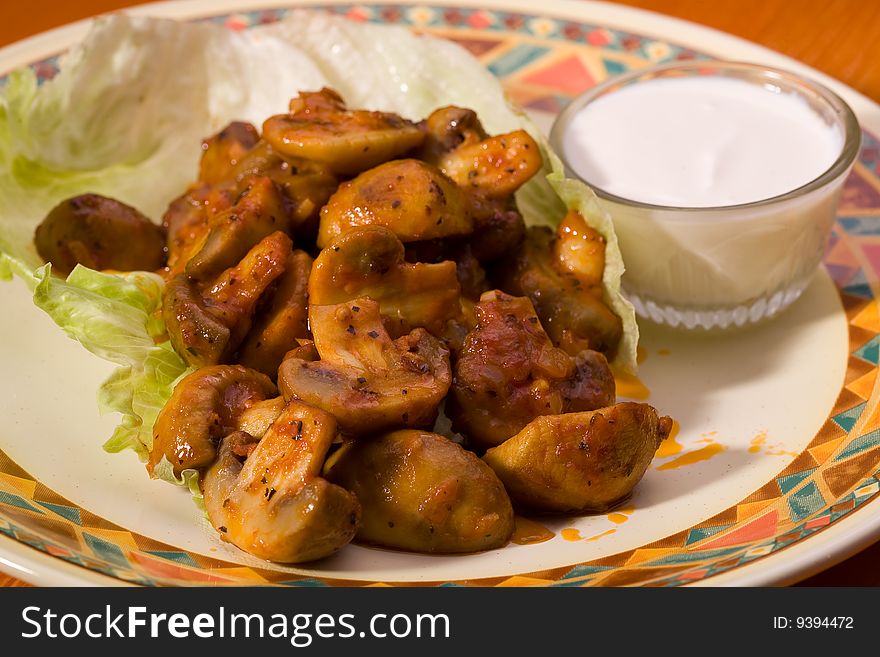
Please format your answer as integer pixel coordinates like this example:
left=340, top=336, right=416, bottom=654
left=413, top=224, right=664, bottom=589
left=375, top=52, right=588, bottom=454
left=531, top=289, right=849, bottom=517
left=0, top=11, right=637, bottom=482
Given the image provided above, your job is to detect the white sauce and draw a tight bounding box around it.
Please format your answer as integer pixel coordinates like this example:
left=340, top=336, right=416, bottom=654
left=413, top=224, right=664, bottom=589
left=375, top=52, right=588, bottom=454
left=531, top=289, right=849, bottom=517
left=564, top=76, right=843, bottom=207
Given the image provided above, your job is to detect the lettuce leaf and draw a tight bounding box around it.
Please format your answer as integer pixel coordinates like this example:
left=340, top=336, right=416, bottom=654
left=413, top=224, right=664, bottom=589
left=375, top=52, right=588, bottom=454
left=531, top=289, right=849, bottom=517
left=0, top=254, right=190, bottom=463
left=0, top=11, right=638, bottom=490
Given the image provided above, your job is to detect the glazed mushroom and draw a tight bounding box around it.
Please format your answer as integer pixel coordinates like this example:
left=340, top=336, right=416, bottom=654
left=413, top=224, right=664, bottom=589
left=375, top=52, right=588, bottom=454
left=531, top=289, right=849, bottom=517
left=148, top=364, right=277, bottom=477
left=164, top=230, right=291, bottom=367
left=493, top=217, right=623, bottom=359
left=483, top=402, right=673, bottom=513
left=262, top=88, right=425, bottom=177
left=185, top=176, right=292, bottom=282
left=233, top=396, right=287, bottom=439
left=416, top=105, right=488, bottom=166
left=553, top=209, right=607, bottom=289
left=203, top=400, right=361, bottom=563
left=237, top=248, right=313, bottom=377
left=162, top=184, right=235, bottom=278
left=316, top=159, right=473, bottom=249
left=229, top=140, right=339, bottom=239
left=198, top=121, right=260, bottom=185
left=324, top=430, right=514, bottom=553
left=34, top=194, right=166, bottom=276
left=448, top=290, right=616, bottom=450
left=436, top=129, right=542, bottom=200
left=277, top=297, right=451, bottom=435
left=309, top=225, right=462, bottom=337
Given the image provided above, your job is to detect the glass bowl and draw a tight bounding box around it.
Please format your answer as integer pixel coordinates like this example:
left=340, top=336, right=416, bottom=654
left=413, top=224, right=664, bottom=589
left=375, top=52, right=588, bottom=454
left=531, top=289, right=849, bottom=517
left=550, top=60, right=861, bottom=330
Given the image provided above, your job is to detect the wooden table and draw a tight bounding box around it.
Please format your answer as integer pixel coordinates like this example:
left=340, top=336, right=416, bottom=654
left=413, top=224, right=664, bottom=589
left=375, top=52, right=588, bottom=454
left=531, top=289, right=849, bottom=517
left=0, top=0, right=878, bottom=588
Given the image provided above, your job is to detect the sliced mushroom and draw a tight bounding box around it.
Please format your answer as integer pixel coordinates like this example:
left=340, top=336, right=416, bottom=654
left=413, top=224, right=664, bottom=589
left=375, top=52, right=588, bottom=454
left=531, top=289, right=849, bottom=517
left=164, top=231, right=291, bottom=367
left=448, top=290, right=616, bottom=450
left=416, top=105, right=488, bottom=166
left=231, top=140, right=338, bottom=239
left=148, top=365, right=277, bottom=477
left=287, top=87, right=348, bottom=115
left=553, top=209, right=606, bottom=289
left=317, top=159, right=473, bottom=248
left=324, top=430, right=514, bottom=553
left=493, top=225, right=623, bottom=359
left=162, top=184, right=235, bottom=278
left=203, top=401, right=361, bottom=563
left=198, top=121, right=260, bottom=185
left=310, top=226, right=461, bottom=337
left=162, top=274, right=230, bottom=366
left=237, top=249, right=313, bottom=377
left=483, top=403, right=673, bottom=513
left=437, top=129, right=542, bottom=199
left=185, top=176, right=291, bottom=282
left=233, top=396, right=287, bottom=439
left=262, top=88, right=424, bottom=177
left=277, top=297, right=451, bottom=435
left=34, top=194, right=166, bottom=276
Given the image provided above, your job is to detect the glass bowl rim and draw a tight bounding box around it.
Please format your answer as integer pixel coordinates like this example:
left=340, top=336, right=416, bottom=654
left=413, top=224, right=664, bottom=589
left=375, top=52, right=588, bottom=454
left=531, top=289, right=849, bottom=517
left=548, top=59, right=862, bottom=215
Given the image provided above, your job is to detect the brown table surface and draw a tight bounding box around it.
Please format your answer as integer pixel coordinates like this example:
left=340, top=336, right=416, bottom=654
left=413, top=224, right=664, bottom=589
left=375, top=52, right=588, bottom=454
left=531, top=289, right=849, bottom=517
left=0, top=0, right=878, bottom=588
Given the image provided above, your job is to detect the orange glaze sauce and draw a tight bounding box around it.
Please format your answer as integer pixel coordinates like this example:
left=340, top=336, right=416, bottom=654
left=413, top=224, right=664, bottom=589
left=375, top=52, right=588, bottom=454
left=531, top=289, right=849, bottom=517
left=655, top=419, right=682, bottom=458
left=561, top=527, right=617, bottom=542
left=748, top=431, right=768, bottom=453
left=561, top=528, right=583, bottom=542
left=586, top=529, right=617, bottom=541
left=510, top=517, right=555, bottom=545
left=612, top=345, right=651, bottom=400
left=607, top=504, right=635, bottom=525
left=747, top=430, right=797, bottom=457
left=656, top=442, right=727, bottom=471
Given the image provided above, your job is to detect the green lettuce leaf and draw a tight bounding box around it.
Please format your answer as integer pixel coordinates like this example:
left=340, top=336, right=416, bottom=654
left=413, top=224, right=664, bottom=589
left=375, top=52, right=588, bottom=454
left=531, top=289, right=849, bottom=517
left=0, top=254, right=190, bottom=464
left=0, top=11, right=639, bottom=494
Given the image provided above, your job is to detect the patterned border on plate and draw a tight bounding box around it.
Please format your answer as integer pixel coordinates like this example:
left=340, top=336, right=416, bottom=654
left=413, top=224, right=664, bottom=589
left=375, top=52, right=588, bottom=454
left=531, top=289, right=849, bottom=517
left=3, top=3, right=880, bottom=586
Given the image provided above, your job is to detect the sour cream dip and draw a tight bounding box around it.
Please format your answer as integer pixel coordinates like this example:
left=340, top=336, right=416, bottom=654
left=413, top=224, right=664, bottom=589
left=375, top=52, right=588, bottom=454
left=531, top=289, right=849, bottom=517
left=562, top=76, right=844, bottom=208
left=550, top=61, right=860, bottom=330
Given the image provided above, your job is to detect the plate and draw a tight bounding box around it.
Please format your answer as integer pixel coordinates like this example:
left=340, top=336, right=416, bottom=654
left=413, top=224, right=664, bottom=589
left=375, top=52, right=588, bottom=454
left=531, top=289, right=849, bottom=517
left=1, top=0, right=880, bottom=587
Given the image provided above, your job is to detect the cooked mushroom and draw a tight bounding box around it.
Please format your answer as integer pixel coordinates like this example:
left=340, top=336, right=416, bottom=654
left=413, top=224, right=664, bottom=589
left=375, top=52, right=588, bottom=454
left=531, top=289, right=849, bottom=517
left=437, top=129, right=542, bottom=199
left=230, top=140, right=338, bottom=239
left=448, top=290, right=616, bottom=450
left=416, top=105, right=488, bottom=166
left=148, top=365, right=277, bottom=477
left=162, top=184, right=236, bottom=278
left=483, top=402, right=673, bottom=513
left=185, top=176, right=291, bottom=282
left=198, top=121, right=260, bottom=185
left=324, top=430, right=514, bottom=553
left=34, top=194, right=166, bottom=276
left=287, top=87, right=348, bottom=115
left=277, top=297, right=451, bottom=435
left=203, top=400, right=361, bottom=563
left=493, top=223, right=623, bottom=359
left=310, top=226, right=461, bottom=337
left=233, top=396, right=287, bottom=439
left=164, top=231, right=291, bottom=367
left=553, top=209, right=606, bottom=289
left=237, top=249, right=313, bottom=377
left=262, top=88, right=424, bottom=177
left=317, top=159, right=473, bottom=248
